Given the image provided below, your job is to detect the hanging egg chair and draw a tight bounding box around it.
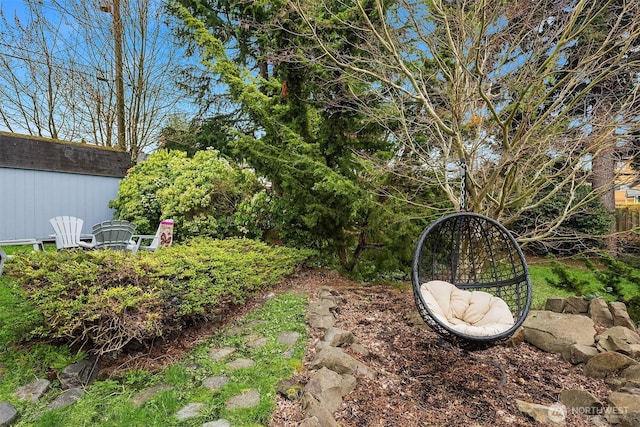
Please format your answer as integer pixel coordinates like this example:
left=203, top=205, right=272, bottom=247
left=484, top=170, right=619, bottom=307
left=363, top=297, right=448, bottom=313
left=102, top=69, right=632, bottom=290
left=411, top=161, right=532, bottom=348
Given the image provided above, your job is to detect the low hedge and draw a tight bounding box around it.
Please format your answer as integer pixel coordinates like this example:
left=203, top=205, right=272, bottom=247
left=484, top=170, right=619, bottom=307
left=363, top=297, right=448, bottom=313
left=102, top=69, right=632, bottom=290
left=5, top=238, right=310, bottom=356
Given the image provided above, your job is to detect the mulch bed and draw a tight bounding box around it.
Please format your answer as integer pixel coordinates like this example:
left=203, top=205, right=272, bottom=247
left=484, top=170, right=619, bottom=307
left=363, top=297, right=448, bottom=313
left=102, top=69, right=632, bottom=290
left=271, top=269, right=611, bottom=427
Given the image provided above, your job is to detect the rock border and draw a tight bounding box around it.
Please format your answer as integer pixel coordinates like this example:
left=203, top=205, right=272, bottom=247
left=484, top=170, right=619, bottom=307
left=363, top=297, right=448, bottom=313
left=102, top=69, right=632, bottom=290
left=521, top=296, right=640, bottom=425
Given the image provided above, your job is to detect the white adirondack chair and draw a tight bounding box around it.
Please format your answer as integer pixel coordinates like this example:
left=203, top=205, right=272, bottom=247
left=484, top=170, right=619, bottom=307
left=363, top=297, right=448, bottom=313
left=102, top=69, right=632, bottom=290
left=49, top=216, right=95, bottom=250
left=129, top=219, right=174, bottom=253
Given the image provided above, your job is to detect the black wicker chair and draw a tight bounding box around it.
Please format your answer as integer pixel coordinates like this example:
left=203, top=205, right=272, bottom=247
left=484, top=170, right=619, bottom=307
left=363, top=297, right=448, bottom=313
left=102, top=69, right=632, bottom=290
left=412, top=212, right=532, bottom=348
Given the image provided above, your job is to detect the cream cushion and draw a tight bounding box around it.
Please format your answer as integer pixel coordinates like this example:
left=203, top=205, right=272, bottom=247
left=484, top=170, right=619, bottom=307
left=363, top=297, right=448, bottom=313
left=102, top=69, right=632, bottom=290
left=420, top=280, right=515, bottom=337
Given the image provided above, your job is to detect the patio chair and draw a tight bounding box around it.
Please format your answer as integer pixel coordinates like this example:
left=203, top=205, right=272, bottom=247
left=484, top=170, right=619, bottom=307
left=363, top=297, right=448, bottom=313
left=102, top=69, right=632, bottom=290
left=129, top=219, right=174, bottom=253
left=92, top=220, right=136, bottom=251
left=49, top=216, right=95, bottom=250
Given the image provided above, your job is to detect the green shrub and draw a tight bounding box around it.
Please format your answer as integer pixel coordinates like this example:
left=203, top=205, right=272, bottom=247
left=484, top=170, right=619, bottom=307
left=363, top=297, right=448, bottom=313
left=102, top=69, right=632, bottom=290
left=545, top=260, right=597, bottom=296
left=513, top=185, right=611, bottom=256
left=4, top=238, right=310, bottom=356
left=110, top=150, right=262, bottom=239
left=585, top=254, right=640, bottom=321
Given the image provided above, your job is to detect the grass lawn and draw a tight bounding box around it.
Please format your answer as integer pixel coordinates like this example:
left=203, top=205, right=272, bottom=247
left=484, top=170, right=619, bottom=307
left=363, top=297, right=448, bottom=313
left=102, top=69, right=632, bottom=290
left=0, top=287, right=308, bottom=426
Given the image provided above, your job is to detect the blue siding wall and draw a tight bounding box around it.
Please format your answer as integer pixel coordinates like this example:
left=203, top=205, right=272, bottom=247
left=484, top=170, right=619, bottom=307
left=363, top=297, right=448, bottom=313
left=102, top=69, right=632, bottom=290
left=0, top=167, right=122, bottom=240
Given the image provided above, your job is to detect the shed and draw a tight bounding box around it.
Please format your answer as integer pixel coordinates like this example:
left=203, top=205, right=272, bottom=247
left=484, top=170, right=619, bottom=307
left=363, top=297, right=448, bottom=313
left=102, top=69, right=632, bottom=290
left=0, top=132, right=132, bottom=240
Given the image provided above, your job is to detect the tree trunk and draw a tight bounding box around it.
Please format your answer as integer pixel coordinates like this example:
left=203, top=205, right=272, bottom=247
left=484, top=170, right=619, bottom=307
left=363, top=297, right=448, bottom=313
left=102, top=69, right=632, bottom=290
left=591, top=144, right=617, bottom=255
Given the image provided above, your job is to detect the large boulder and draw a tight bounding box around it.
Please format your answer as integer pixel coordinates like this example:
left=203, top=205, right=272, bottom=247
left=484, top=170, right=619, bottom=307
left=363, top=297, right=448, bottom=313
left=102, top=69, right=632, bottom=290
left=309, top=347, right=376, bottom=380
left=523, top=311, right=596, bottom=354
left=563, top=296, right=589, bottom=314
left=561, top=344, right=599, bottom=365
left=595, top=326, right=640, bottom=355
left=589, top=298, right=614, bottom=328
left=606, top=391, right=640, bottom=425
left=583, top=351, right=638, bottom=379
left=609, top=301, right=637, bottom=331
left=304, top=368, right=346, bottom=413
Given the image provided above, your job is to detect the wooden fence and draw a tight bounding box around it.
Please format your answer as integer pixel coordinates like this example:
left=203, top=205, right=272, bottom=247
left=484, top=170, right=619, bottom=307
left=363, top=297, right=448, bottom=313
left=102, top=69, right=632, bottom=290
left=616, top=206, right=640, bottom=233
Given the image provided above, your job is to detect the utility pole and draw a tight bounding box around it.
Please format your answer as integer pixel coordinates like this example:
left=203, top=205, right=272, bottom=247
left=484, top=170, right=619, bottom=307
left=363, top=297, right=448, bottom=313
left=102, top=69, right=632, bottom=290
left=112, top=0, right=126, bottom=152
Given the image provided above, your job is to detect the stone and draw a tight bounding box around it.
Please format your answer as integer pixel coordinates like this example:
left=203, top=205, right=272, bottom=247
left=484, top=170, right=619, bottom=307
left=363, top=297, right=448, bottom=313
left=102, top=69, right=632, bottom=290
left=523, top=311, right=595, bottom=354
left=584, top=351, right=638, bottom=378
left=340, top=374, right=357, bottom=396
left=598, top=326, right=640, bottom=343
left=595, top=326, right=640, bottom=354
left=610, top=301, right=637, bottom=331
left=308, top=313, right=336, bottom=330
left=606, top=391, right=640, bottom=425
left=323, top=327, right=355, bottom=347
left=545, top=297, right=566, bottom=313
left=561, top=344, right=599, bottom=365
left=621, top=365, right=640, bottom=389
left=132, top=384, right=172, bottom=408
left=305, top=367, right=345, bottom=413
left=406, top=311, right=430, bottom=329
left=563, top=296, right=589, bottom=314
left=350, top=343, right=370, bottom=357
left=308, top=299, right=337, bottom=330
left=309, top=299, right=335, bottom=317
left=15, top=379, right=50, bottom=403
left=319, top=287, right=345, bottom=304
left=282, top=348, right=295, bottom=359
left=559, top=389, right=602, bottom=415
left=208, top=347, right=236, bottom=362
left=277, top=378, right=303, bottom=400
left=309, top=347, right=376, bottom=380
left=277, top=331, right=300, bottom=346
left=225, top=358, right=255, bottom=370
left=226, top=389, right=260, bottom=410
left=620, top=387, right=640, bottom=395
left=47, top=388, right=84, bottom=410
left=302, top=393, right=339, bottom=427
left=246, top=334, right=268, bottom=348
left=203, top=376, right=229, bottom=391
left=504, top=327, right=525, bottom=347
left=0, top=402, right=18, bottom=427
left=515, top=400, right=567, bottom=425
left=589, top=298, right=614, bottom=327
left=315, top=341, right=330, bottom=351
left=175, top=402, right=205, bottom=420
left=298, top=417, right=322, bottom=427
left=631, top=344, right=640, bottom=359
left=59, top=358, right=100, bottom=389
left=202, top=420, right=231, bottom=427
left=605, top=377, right=626, bottom=390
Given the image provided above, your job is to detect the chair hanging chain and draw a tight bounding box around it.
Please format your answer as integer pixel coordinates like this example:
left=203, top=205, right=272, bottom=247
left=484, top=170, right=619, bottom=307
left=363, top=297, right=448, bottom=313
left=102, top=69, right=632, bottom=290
left=459, top=158, right=467, bottom=212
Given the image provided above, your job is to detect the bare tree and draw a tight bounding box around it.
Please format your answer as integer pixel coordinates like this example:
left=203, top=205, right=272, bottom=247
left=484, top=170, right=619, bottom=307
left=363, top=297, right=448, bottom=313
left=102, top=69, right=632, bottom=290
left=288, top=0, right=640, bottom=246
left=0, top=0, right=190, bottom=157
left=0, top=4, right=79, bottom=139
